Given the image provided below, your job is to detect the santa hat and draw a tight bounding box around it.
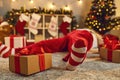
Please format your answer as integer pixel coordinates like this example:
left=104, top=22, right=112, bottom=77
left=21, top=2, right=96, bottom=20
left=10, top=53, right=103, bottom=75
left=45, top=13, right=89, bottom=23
left=78, top=29, right=98, bottom=49
left=63, top=15, right=72, bottom=23
left=75, top=30, right=93, bottom=51
left=48, top=16, right=58, bottom=37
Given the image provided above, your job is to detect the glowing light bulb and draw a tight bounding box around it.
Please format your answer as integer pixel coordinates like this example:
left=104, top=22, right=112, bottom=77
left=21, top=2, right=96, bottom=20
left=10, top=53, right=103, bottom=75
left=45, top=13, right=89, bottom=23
left=30, top=0, right=33, bottom=4
left=12, top=0, right=16, bottom=2
left=64, top=5, right=70, bottom=11
left=50, top=3, right=55, bottom=9
left=99, top=28, right=102, bottom=31
left=78, top=0, right=83, bottom=4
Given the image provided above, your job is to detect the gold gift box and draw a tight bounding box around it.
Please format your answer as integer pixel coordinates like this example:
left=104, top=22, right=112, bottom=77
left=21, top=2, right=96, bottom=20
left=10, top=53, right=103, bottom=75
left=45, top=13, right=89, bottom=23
left=9, top=54, right=52, bottom=75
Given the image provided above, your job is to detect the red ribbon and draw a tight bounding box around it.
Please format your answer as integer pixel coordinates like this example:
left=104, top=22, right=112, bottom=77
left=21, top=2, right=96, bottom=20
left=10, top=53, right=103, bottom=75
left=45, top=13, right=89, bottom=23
left=14, top=54, right=45, bottom=74
left=10, top=35, right=26, bottom=48
left=107, top=49, right=113, bottom=62
left=14, top=56, right=20, bottom=73
left=39, top=54, right=45, bottom=71
left=10, top=36, right=15, bottom=48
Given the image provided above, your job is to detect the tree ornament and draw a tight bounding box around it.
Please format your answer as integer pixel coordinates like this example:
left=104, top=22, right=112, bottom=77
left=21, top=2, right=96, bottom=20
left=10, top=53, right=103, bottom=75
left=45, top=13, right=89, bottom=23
left=85, top=0, right=120, bottom=35
left=105, top=15, right=110, bottom=20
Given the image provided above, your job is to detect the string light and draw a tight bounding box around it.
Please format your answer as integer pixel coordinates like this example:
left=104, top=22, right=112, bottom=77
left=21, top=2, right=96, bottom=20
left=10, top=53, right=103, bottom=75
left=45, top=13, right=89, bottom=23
left=64, top=5, right=70, bottom=11
left=12, top=0, right=16, bottom=2
left=30, top=0, right=33, bottom=4
left=78, top=0, right=83, bottom=4
left=49, top=2, right=55, bottom=9
left=12, top=0, right=82, bottom=10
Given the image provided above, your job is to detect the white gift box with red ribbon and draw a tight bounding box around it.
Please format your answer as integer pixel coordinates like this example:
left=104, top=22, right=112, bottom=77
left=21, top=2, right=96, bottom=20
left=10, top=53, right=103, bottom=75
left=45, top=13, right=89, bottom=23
left=5, top=36, right=26, bottom=48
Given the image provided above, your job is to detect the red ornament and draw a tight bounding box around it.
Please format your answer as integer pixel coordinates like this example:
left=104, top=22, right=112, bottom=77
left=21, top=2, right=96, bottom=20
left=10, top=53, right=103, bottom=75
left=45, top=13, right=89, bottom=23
left=101, top=1, right=105, bottom=5
left=105, top=15, right=110, bottom=20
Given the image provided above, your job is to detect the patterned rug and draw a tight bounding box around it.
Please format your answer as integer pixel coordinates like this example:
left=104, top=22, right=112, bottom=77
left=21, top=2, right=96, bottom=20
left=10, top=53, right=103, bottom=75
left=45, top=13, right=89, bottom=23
left=0, top=52, right=120, bottom=80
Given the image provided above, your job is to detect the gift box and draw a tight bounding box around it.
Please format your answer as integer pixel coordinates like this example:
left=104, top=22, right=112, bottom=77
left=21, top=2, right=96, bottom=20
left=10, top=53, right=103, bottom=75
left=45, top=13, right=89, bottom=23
left=9, top=54, right=52, bottom=75
left=100, top=47, right=120, bottom=63
left=109, top=29, right=120, bottom=39
left=4, top=36, right=26, bottom=48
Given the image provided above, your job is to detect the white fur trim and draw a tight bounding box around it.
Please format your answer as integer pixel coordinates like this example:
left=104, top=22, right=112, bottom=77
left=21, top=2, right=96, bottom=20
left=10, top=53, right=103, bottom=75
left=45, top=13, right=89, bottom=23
left=0, top=45, right=5, bottom=51
left=21, top=14, right=30, bottom=22
left=48, top=16, right=58, bottom=37
left=1, top=47, right=10, bottom=57
left=11, top=48, right=15, bottom=55
left=71, top=52, right=84, bottom=62
left=91, top=32, right=98, bottom=48
left=32, top=13, right=41, bottom=21
left=66, top=61, right=76, bottom=71
left=0, top=22, right=9, bottom=26
left=72, top=44, right=87, bottom=53
left=63, top=15, right=72, bottom=23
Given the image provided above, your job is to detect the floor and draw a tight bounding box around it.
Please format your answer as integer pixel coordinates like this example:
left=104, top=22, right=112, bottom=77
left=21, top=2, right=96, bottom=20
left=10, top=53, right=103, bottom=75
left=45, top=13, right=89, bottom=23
left=0, top=51, right=120, bottom=80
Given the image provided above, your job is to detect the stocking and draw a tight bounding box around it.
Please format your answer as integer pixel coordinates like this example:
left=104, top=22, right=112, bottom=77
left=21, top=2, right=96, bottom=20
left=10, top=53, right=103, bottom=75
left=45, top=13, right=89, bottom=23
left=48, top=16, right=58, bottom=37
left=28, top=13, right=41, bottom=35
left=15, top=14, right=30, bottom=35
left=59, top=15, right=72, bottom=35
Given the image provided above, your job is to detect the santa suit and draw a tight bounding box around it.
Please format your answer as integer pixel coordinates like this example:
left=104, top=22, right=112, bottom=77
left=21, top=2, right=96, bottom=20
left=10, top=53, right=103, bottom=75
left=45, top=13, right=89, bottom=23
left=0, top=29, right=94, bottom=70
left=24, top=29, right=94, bottom=70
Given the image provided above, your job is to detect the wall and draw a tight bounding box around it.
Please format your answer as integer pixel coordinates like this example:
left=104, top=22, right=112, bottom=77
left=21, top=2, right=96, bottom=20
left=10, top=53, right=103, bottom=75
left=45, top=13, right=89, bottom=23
left=10, top=0, right=92, bottom=24
left=0, top=0, right=92, bottom=25
left=0, top=0, right=120, bottom=26
left=0, top=0, right=11, bottom=16
left=115, top=0, right=120, bottom=17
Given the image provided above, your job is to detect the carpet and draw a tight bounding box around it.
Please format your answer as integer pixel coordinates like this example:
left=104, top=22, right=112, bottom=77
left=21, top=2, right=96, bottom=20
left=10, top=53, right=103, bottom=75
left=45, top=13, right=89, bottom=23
left=0, top=52, right=120, bottom=80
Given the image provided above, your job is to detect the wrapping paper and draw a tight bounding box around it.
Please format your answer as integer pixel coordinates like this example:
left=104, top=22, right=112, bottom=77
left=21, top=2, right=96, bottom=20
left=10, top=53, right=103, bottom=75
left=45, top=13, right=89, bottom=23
left=100, top=47, right=120, bottom=63
left=5, top=36, right=26, bottom=48
left=9, top=54, right=52, bottom=75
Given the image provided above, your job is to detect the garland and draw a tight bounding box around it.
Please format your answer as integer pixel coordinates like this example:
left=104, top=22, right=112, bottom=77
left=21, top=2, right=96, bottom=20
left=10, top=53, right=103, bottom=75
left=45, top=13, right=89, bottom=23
left=4, top=6, right=72, bottom=26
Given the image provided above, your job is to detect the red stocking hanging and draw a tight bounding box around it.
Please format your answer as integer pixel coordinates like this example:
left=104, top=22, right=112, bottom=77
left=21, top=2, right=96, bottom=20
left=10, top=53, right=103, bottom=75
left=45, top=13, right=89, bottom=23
left=59, top=15, right=72, bottom=35
left=15, top=14, right=30, bottom=36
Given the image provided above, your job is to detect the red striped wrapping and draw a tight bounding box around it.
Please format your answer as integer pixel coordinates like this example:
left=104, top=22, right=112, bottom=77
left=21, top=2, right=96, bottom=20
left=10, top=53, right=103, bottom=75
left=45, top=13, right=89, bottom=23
left=5, top=35, right=26, bottom=48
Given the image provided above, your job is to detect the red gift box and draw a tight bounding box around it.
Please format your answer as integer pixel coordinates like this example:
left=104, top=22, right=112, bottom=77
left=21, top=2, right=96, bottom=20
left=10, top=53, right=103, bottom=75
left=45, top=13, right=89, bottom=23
left=9, top=54, right=52, bottom=75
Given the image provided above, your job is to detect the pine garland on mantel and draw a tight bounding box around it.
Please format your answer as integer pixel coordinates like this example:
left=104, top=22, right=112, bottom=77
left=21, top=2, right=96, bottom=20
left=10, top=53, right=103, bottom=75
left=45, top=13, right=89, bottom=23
left=4, top=6, right=72, bottom=26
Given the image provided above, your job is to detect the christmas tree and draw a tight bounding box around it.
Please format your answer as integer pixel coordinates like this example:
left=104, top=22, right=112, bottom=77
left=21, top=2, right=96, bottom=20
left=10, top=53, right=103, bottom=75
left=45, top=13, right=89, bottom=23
left=85, top=0, right=120, bottom=34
